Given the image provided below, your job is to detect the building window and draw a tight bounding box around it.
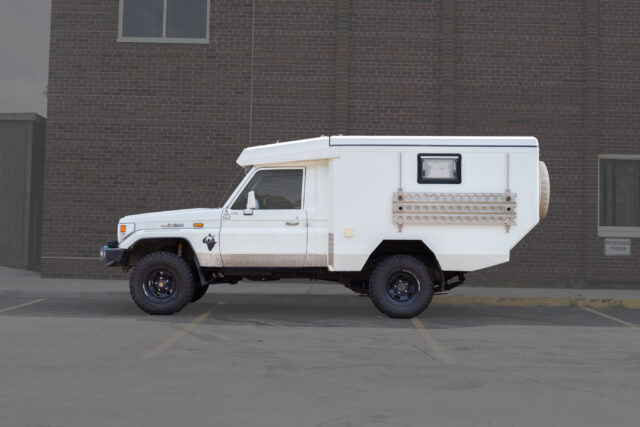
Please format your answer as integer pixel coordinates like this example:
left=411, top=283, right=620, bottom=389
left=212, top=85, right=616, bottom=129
left=417, top=154, right=462, bottom=184
left=118, top=0, right=209, bottom=43
left=599, top=155, right=640, bottom=237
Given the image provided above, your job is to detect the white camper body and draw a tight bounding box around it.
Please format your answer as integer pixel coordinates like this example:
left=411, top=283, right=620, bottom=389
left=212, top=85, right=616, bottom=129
left=230, top=135, right=540, bottom=271
left=102, top=136, right=548, bottom=317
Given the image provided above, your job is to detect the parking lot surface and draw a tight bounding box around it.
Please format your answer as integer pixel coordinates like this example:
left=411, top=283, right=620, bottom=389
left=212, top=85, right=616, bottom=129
left=1, top=293, right=639, bottom=427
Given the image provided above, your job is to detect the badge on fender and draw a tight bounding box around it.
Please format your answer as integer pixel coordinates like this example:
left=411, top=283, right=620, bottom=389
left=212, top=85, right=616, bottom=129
left=203, top=234, right=216, bottom=251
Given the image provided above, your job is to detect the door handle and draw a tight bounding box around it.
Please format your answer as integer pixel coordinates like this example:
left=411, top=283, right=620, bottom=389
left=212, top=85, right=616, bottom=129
left=286, top=221, right=300, bottom=226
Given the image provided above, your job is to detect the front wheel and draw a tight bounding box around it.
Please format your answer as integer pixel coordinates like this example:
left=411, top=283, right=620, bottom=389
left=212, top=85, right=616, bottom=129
left=368, top=255, right=435, bottom=318
left=129, top=252, right=196, bottom=315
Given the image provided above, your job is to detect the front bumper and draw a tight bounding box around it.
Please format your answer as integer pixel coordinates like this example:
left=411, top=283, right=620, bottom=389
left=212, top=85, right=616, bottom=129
left=100, top=241, right=126, bottom=267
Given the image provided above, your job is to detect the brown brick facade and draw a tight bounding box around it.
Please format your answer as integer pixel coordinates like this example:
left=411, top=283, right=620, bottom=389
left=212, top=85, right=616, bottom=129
left=45, top=0, right=640, bottom=287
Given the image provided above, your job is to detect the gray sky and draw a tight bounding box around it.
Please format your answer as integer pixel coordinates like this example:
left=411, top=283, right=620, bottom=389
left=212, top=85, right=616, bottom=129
left=0, top=0, right=51, bottom=117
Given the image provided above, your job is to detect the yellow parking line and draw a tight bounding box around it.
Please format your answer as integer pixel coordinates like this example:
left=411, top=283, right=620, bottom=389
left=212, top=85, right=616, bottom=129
left=581, top=306, right=638, bottom=328
left=144, top=303, right=222, bottom=358
left=0, top=298, right=45, bottom=313
left=411, top=317, right=455, bottom=365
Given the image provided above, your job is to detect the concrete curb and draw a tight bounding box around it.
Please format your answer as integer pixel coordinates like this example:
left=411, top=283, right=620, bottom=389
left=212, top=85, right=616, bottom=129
left=0, top=290, right=132, bottom=301
left=0, top=291, right=369, bottom=306
left=2, top=289, right=640, bottom=309
left=432, top=295, right=640, bottom=309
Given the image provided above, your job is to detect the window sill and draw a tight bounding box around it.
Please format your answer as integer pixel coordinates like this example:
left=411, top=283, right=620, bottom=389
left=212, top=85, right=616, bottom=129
left=117, top=37, right=209, bottom=44
left=598, top=226, right=640, bottom=238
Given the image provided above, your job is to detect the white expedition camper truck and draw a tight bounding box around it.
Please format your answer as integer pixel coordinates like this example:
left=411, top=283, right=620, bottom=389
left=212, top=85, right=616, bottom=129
left=100, top=136, right=550, bottom=318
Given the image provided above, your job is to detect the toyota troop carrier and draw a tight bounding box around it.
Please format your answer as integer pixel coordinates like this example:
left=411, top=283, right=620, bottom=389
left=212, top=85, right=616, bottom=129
left=100, top=136, right=550, bottom=318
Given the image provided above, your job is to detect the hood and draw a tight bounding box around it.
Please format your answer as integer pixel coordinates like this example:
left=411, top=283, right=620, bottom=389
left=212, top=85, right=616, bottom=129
left=120, top=208, right=222, bottom=229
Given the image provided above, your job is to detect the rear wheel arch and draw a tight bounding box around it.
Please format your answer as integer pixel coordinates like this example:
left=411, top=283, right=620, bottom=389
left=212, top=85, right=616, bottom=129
left=362, top=240, right=443, bottom=289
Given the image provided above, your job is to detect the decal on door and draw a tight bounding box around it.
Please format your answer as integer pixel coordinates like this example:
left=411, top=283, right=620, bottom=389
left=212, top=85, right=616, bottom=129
left=203, top=234, right=217, bottom=251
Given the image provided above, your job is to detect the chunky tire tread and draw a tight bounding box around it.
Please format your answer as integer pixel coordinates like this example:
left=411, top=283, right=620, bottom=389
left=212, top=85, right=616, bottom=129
left=129, top=252, right=196, bottom=315
left=191, top=284, right=210, bottom=303
left=368, top=255, right=435, bottom=318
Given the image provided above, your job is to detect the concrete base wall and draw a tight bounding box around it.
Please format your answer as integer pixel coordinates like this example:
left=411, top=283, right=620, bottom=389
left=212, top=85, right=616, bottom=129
left=0, top=113, right=46, bottom=271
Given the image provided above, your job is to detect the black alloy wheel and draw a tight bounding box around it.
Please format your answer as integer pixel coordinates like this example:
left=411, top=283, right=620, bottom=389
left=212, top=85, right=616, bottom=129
left=386, top=271, right=420, bottom=304
left=130, top=252, right=196, bottom=315
left=368, top=255, right=435, bottom=318
left=142, top=269, right=178, bottom=303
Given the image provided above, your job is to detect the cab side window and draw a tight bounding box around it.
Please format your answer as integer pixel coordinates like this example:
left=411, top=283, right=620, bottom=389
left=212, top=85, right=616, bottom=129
left=231, top=169, right=303, bottom=210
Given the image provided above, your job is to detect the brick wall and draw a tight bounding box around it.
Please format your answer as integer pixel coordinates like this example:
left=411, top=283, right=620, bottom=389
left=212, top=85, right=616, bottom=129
left=348, top=0, right=441, bottom=135
left=585, top=0, right=640, bottom=286
left=453, top=0, right=588, bottom=286
left=45, top=0, right=255, bottom=278
left=45, top=0, right=640, bottom=287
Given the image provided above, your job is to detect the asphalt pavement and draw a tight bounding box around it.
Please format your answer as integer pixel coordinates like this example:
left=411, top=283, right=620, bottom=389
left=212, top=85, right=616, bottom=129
left=1, top=266, right=639, bottom=427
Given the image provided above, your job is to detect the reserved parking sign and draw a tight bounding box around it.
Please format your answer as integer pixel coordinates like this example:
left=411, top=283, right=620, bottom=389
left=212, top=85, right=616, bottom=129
left=604, top=238, right=631, bottom=256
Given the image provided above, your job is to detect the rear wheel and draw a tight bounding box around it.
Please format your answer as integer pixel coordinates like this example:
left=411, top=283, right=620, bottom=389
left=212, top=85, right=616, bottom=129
left=368, top=255, right=435, bottom=318
left=129, top=252, right=196, bottom=315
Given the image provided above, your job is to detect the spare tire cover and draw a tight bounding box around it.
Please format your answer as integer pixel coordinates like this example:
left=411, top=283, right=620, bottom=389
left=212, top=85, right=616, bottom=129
left=539, top=161, right=550, bottom=220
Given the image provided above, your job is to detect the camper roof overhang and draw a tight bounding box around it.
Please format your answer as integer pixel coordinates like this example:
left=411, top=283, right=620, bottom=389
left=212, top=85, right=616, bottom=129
left=236, top=135, right=538, bottom=167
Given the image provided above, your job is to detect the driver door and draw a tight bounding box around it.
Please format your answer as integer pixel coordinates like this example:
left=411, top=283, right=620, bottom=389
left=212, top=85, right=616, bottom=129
left=219, top=168, right=307, bottom=267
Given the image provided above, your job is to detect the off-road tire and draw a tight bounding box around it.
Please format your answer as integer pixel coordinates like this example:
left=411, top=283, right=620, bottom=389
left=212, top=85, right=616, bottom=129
left=191, top=284, right=210, bottom=303
left=129, top=252, right=196, bottom=315
left=368, top=255, right=435, bottom=318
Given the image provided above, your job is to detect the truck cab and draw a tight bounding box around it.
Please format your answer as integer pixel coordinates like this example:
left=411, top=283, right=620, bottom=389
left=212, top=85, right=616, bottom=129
left=101, top=136, right=550, bottom=318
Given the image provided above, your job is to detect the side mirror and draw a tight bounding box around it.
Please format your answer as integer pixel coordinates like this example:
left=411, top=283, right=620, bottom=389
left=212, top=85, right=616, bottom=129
left=244, top=191, right=256, bottom=215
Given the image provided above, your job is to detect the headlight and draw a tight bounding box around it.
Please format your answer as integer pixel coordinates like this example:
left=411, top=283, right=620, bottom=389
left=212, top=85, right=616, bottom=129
left=118, top=223, right=135, bottom=241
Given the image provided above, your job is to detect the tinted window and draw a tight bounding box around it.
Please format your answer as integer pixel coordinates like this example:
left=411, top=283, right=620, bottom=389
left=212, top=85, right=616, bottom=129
left=232, top=170, right=303, bottom=210
left=166, top=0, right=208, bottom=38
left=122, top=0, right=163, bottom=38
left=599, top=158, right=640, bottom=227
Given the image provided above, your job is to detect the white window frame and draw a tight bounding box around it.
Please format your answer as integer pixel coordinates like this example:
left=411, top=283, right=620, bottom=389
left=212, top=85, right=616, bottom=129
left=598, top=154, right=640, bottom=238
left=117, top=0, right=210, bottom=44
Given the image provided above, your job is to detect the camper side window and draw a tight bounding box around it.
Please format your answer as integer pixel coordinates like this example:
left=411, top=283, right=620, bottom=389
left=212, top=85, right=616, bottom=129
left=417, top=154, right=461, bottom=184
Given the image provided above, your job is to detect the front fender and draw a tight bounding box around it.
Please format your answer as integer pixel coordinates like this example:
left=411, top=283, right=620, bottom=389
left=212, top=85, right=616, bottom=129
left=120, top=229, right=223, bottom=268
